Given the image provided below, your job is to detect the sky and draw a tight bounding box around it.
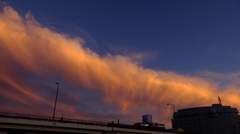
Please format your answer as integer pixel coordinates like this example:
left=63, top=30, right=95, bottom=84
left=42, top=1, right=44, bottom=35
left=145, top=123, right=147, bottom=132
left=0, top=0, right=240, bottom=128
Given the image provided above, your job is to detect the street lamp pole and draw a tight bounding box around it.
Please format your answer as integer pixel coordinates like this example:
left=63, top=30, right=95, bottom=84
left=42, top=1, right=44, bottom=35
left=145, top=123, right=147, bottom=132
left=53, top=82, right=59, bottom=121
left=167, top=103, right=175, bottom=112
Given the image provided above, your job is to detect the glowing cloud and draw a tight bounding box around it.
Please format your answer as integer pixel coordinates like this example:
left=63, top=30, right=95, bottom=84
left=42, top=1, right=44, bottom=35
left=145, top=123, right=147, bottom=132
left=1, top=6, right=240, bottom=127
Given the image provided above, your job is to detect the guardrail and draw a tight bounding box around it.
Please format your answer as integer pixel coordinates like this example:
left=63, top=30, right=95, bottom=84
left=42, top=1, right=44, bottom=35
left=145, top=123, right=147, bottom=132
left=0, top=112, right=109, bottom=126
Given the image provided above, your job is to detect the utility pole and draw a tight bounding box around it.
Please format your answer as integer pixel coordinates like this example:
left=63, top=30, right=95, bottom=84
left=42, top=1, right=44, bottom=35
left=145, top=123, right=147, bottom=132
left=53, top=82, right=59, bottom=121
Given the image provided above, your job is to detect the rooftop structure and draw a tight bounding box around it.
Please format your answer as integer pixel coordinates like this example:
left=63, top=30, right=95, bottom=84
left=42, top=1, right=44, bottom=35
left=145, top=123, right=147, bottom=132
left=142, top=114, right=153, bottom=123
left=134, top=114, right=165, bottom=131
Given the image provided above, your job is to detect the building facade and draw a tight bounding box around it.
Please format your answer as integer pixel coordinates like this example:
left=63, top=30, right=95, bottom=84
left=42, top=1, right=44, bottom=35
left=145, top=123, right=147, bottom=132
left=172, top=104, right=240, bottom=134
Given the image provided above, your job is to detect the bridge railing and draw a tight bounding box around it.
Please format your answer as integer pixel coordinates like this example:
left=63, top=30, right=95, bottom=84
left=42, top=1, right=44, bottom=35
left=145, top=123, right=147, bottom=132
left=59, top=117, right=109, bottom=126
left=0, top=112, right=108, bottom=126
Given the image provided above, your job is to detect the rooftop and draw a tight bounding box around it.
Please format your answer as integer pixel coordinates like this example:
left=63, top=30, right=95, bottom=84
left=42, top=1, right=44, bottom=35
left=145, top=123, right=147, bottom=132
left=173, top=104, right=239, bottom=118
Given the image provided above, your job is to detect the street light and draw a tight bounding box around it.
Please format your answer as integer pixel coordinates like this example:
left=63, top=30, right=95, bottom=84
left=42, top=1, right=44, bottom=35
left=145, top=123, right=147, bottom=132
left=53, top=82, right=59, bottom=121
left=167, top=103, right=175, bottom=112
left=167, top=104, right=176, bottom=132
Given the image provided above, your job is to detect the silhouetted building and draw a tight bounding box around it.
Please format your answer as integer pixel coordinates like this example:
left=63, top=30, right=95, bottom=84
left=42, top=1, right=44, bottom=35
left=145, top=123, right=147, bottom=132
left=142, top=114, right=152, bottom=123
left=172, top=104, right=240, bottom=134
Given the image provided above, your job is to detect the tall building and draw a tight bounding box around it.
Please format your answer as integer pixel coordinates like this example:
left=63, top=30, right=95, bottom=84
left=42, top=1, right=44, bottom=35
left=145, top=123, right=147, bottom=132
left=172, top=104, right=240, bottom=134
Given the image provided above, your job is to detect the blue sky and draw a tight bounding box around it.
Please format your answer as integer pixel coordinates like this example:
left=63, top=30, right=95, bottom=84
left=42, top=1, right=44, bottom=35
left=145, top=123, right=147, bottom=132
left=6, top=0, right=240, bottom=73
left=1, top=0, right=240, bottom=128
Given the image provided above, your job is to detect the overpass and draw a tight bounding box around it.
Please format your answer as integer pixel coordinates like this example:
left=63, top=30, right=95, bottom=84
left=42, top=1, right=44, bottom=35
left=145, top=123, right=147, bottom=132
left=0, top=112, right=176, bottom=134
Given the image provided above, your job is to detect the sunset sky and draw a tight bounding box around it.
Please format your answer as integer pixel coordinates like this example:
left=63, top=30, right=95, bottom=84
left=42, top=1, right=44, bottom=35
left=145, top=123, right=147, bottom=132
left=0, top=0, right=240, bottom=128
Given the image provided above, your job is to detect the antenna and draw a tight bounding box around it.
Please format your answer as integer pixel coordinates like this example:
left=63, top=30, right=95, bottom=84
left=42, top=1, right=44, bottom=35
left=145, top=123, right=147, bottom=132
left=216, top=88, right=222, bottom=105
left=218, top=96, right=222, bottom=105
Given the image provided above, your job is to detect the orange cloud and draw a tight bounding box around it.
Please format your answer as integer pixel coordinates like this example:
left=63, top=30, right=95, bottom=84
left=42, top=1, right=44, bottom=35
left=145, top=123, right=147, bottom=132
left=1, top=6, right=240, bottom=128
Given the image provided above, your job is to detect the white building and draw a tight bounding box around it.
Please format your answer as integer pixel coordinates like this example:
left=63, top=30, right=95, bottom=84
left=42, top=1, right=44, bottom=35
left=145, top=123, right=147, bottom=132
left=172, top=104, right=240, bottom=134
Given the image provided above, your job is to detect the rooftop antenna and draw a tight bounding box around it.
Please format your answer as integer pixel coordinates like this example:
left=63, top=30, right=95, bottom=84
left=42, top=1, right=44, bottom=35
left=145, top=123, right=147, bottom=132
left=216, top=88, right=222, bottom=105
left=218, top=96, right=222, bottom=105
